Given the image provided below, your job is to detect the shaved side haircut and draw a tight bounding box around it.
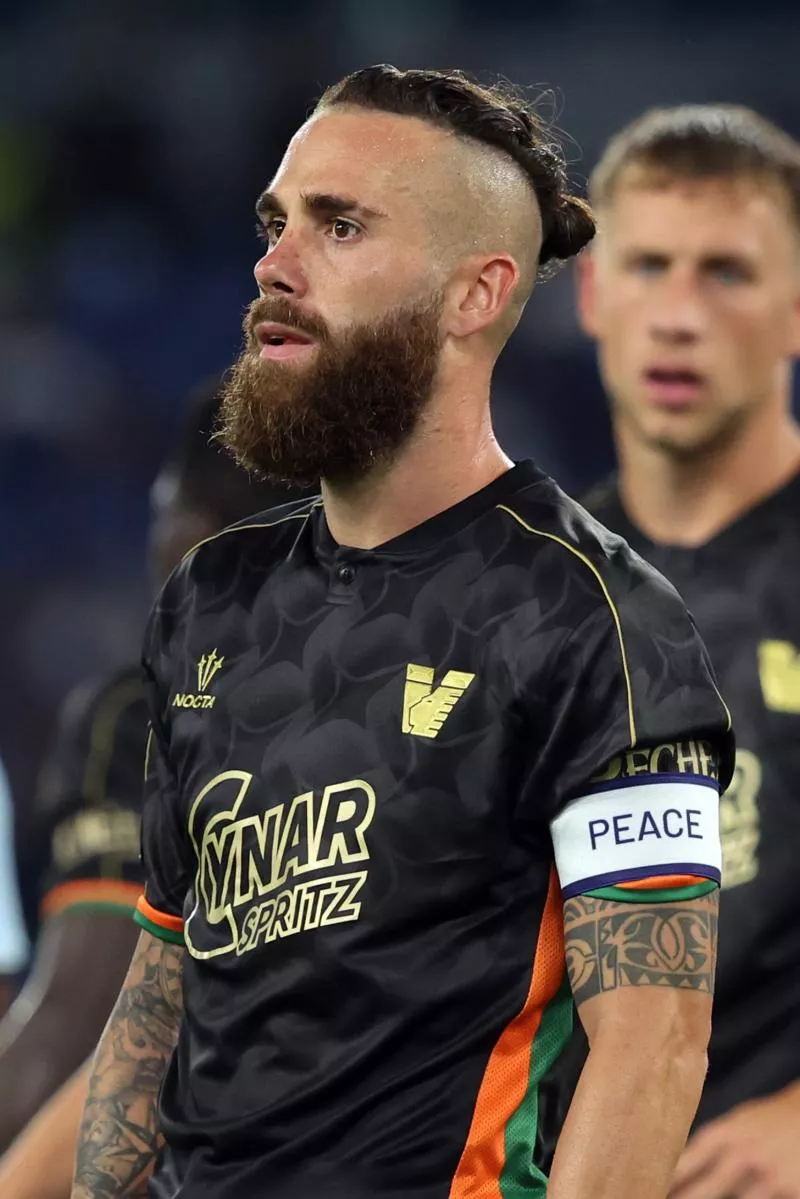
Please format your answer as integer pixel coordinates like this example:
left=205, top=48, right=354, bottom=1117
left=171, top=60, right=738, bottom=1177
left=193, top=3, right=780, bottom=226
left=315, top=64, right=595, bottom=298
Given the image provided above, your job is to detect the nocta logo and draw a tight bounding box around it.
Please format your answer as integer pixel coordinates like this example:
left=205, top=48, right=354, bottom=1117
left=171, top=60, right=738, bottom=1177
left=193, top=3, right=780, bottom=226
left=173, top=649, right=225, bottom=711
left=402, top=664, right=475, bottom=738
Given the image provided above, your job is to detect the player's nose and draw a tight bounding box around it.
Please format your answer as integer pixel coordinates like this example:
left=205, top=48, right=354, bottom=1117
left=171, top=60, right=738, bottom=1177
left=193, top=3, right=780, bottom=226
left=649, top=271, right=709, bottom=344
left=254, top=237, right=309, bottom=300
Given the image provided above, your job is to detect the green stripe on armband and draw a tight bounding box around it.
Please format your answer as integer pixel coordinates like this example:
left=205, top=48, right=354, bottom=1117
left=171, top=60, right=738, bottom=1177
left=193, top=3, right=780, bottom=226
left=133, top=908, right=185, bottom=944
left=584, top=879, right=719, bottom=904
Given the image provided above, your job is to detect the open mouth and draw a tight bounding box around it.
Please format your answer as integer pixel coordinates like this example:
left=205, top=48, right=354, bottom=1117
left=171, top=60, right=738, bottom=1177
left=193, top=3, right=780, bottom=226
left=255, top=322, right=317, bottom=361
left=644, top=367, right=706, bottom=406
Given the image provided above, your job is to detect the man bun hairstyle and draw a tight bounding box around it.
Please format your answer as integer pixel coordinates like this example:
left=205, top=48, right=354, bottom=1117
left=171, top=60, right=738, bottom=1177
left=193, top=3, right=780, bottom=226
left=591, top=104, right=800, bottom=229
left=316, top=64, right=595, bottom=279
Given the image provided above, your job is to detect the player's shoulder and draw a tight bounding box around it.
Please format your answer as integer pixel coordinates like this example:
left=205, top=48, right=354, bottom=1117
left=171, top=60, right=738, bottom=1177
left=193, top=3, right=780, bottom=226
left=500, top=470, right=685, bottom=621
left=166, top=494, right=321, bottom=597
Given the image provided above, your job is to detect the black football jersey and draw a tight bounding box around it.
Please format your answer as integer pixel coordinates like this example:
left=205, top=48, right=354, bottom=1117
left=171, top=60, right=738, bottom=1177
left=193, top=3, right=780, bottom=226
left=35, top=665, right=148, bottom=922
left=136, top=462, right=733, bottom=1199
left=585, top=473, right=800, bottom=1124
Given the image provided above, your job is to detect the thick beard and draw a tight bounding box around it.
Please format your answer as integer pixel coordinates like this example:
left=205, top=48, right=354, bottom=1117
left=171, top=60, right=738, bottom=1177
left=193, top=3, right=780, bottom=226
left=219, top=293, right=443, bottom=487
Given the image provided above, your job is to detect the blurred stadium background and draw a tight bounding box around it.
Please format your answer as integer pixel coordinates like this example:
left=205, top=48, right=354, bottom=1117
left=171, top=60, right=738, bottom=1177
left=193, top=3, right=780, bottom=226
left=2, top=0, right=799, bottom=929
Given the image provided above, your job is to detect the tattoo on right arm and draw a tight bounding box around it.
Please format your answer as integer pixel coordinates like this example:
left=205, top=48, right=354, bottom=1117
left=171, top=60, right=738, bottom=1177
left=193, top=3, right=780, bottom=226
left=71, top=932, right=184, bottom=1198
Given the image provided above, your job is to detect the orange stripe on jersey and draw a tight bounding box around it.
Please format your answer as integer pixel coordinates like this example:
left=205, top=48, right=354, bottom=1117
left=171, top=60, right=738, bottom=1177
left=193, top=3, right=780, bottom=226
left=41, top=879, right=143, bottom=919
left=615, top=874, right=706, bottom=891
left=136, top=894, right=185, bottom=933
left=449, top=869, right=564, bottom=1199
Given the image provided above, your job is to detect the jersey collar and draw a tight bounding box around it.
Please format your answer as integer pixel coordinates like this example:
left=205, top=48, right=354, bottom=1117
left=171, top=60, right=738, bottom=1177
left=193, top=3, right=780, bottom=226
left=310, top=460, right=544, bottom=562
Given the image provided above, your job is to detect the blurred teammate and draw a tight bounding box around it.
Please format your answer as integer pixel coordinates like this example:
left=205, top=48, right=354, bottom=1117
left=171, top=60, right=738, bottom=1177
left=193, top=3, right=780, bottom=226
left=0, top=757, right=28, bottom=1017
left=578, top=105, right=800, bottom=1198
left=0, top=379, right=310, bottom=1187
left=73, top=66, right=733, bottom=1199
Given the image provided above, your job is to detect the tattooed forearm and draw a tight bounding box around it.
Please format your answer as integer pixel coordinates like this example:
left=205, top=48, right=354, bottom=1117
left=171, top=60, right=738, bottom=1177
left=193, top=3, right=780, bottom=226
left=564, top=891, right=718, bottom=1007
left=71, top=932, right=183, bottom=1199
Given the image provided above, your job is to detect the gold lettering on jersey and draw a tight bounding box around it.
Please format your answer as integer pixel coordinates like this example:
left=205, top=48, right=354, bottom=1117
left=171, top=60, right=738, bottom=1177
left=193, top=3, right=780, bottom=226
left=592, top=739, right=718, bottom=784
left=173, top=648, right=225, bottom=711
left=236, top=873, right=367, bottom=954
left=402, top=664, right=475, bottom=739
left=720, top=748, right=761, bottom=889
left=758, top=640, right=800, bottom=714
left=52, top=808, right=141, bottom=873
left=184, top=772, right=375, bottom=960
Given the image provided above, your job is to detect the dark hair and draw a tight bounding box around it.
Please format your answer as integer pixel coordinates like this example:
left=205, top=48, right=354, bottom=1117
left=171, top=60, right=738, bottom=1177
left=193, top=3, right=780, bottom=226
left=170, top=378, right=316, bottom=526
left=591, top=104, right=800, bottom=227
left=316, top=64, right=595, bottom=278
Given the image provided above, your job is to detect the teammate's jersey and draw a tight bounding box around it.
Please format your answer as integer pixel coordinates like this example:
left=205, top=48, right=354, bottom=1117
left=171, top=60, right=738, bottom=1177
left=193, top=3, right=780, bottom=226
left=585, top=472, right=800, bottom=1124
left=137, top=462, right=733, bottom=1199
left=35, top=665, right=147, bottom=922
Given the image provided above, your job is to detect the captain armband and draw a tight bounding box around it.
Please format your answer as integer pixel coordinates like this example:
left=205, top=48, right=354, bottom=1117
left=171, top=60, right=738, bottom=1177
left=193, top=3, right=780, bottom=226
left=551, top=772, right=722, bottom=903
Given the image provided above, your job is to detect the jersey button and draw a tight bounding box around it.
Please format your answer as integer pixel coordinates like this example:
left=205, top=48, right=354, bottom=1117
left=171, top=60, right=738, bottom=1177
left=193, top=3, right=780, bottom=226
left=336, top=564, right=356, bottom=585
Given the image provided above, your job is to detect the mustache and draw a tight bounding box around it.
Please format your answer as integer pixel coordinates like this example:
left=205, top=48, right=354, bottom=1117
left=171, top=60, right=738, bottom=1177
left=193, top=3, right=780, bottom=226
left=244, top=296, right=330, bottom=346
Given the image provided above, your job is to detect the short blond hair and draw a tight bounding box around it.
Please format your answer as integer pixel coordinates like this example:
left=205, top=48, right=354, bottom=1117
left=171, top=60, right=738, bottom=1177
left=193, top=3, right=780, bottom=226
left=591, top=104, right=800, bottom=227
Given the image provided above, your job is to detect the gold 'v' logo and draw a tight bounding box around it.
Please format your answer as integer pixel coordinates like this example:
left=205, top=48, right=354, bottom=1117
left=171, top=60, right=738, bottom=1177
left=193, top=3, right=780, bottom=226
left=402, top=664, right=475, bottom=739
left=758, top=640, right=800, bottom=713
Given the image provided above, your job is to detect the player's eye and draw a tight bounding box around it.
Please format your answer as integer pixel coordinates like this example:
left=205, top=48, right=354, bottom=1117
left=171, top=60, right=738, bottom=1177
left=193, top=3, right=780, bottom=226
left=256, top=218, right=286, bottom=247
left=629, top=254, right=668, bottom=277
left=707, top=259, right=751, bottom=285
left=328, top=218, right=361, bottom=241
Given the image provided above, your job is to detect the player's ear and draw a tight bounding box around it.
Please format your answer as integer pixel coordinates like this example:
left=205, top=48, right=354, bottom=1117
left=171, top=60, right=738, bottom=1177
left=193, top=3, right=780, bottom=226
left=444, top=254, right=520, bottom=339
left=575, top=249, right=599, bottom=338
left=789, top=284, right=800, bottom=357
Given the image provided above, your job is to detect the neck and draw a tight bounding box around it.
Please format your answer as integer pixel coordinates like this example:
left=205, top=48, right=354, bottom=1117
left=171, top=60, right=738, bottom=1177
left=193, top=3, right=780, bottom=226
left=321, top=381, right=512, bottom=549
left=616, top=402, right=800, bottom=547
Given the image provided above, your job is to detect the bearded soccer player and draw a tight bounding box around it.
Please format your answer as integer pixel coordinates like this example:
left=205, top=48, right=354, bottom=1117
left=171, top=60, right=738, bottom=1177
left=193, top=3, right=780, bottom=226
left=72, top=67, right=733, bottom=1199
left=576, top=107, right=800, bottom=1198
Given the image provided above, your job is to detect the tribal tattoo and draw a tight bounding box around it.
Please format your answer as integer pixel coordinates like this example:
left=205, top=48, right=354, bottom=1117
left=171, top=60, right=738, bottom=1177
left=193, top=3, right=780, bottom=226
left=71, top=932, right=184, bottom=1198
left=564, top=891, right=718, bottom=1007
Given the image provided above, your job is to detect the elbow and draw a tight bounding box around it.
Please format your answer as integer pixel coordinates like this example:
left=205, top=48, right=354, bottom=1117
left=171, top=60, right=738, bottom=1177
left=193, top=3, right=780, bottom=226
left=585, top=987, right=712, bottom=1097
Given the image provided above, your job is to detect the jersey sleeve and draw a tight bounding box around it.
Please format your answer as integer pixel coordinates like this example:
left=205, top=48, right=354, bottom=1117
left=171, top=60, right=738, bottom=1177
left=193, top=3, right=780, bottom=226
left=520, top=545, right=734, bottom=904
left=0, top=760, right=29, bottom=974
left=35, top=672, right=149, bottom=923
left=133, top=620, right=192, bottom=947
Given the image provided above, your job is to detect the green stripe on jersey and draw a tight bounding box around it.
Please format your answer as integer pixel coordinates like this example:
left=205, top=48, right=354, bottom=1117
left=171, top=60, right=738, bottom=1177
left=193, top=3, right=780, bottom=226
left=133, top=909, right=185, bottom=945
left=584, top=879, right=718, bottom=904
left=500, top=973, right=573, bottom=1199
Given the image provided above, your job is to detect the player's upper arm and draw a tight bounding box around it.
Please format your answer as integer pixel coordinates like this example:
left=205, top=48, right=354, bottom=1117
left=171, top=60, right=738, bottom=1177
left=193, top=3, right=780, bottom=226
left=520, top=526, right=733, bottom=895
left=563, top=889, right=717, bottom=1050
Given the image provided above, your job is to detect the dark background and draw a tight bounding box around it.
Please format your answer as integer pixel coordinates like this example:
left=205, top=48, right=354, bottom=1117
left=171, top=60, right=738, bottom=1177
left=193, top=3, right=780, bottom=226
left=2, top=0, right=798, bottom=913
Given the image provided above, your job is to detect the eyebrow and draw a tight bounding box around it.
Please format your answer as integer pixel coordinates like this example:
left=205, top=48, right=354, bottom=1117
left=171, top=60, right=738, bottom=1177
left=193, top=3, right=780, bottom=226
left=255, top=190, right=388, bottom=222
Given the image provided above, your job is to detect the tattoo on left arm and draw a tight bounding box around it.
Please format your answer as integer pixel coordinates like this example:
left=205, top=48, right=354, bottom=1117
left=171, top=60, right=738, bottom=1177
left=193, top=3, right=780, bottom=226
left=563, top=891, right=719, bottom=1007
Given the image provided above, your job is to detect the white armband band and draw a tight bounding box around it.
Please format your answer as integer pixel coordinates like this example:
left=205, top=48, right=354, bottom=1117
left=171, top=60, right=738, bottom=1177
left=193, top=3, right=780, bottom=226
left=550, top=774, right=721, bottom=898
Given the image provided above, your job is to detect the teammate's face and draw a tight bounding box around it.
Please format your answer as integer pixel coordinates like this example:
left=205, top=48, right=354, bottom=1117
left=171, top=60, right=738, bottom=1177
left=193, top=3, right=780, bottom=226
left=221, top=109, right=451, bottom=485
left=578, top=176, right=800, bottom=458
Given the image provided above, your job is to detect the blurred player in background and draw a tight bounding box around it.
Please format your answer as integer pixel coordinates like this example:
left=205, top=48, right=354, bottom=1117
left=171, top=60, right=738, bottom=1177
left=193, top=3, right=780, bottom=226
left=0, top=757, right=28, bottom=1017
left=73, top=66, right=731, bottom=1199
left=578, top=105, right=800, bottom=1198
left=0, top=379, right=311, bottom=1195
